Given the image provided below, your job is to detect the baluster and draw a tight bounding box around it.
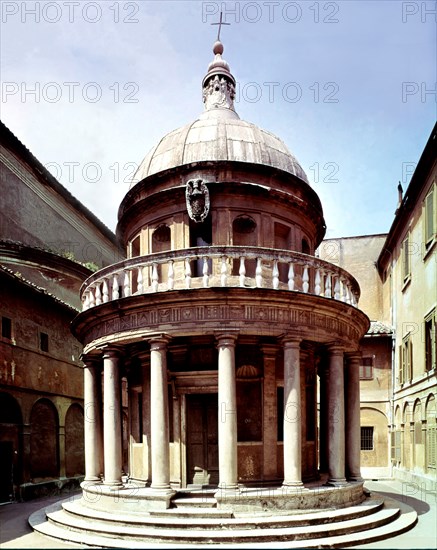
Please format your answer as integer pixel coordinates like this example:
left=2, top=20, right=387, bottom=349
left=220, top=256, right=227, bottom=287
left=151, top=263, right=159, bottom=292
left=272, top=260, right=279, bottom=290
left=102, top=279, right=109, bottom=302
left=352, top=292, right=358, bottom=307
left=341, top=278, right=348, bottom=302
left=82, top=293, right=89, bottom=311
left=137, top=266, right=143, bottom=294
left=303, top=265, right=309, bottom=293
left=346, top=285, right=352, bottom=305
left=88, top=287, right=95, bottom=308
left=320, top=270, right=325, bottom=297
left=123, top=271, right=131, bottom=297
left=202, top=257, right=209, bottom=287
left=112, top=274, right=119, bottom=300
left=168, top=260, right=174, bottom=290
left=95, top=283, right=102, bottom=306
left=334, top=276, right=341, bottom=300
left=288, top=262, right=295, bottom=291
left=239, top=257, right=246, bottom=287
left=185, top=258, right=191, bottom=289
left=255, top=258, right=263, bottom=287
left=325, top=273, right=332, bottom=298
left=315, top=268, right=321, bottom=296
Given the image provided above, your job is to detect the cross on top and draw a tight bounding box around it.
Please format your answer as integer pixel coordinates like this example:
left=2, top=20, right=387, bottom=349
left=211, top=11, right=230, bottom=42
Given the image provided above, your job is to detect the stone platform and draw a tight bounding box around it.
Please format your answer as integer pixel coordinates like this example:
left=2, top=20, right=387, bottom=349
left=29, top=481, right=418, bottom=548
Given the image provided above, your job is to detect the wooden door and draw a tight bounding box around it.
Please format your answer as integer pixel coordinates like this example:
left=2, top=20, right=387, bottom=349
left=186, top=394, right=218, bottom=486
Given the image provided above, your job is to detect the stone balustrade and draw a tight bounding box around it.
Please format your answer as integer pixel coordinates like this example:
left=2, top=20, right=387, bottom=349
left=81, top=246, right=360, bottom=311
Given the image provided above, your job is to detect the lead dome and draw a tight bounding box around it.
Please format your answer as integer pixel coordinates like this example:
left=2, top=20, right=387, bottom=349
left=130, top=40, right=309, bottom=188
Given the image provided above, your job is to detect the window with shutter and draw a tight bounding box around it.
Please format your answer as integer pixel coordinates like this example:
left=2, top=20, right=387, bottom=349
left=402, top=235, right=411, bottom=282
left=424, top=185, right=436, bottom=248
left=425, top=311, right=436, bottom=372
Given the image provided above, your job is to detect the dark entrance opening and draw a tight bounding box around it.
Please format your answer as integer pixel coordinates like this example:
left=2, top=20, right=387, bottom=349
left=186, top=393, right=218, bottom=486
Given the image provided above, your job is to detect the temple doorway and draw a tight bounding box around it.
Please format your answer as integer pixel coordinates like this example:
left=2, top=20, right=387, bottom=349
left=186, top=393, right=219, bottom=486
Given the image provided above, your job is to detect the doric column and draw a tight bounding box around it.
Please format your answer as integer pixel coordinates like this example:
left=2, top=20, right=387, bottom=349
left=149, top=336, right=171, bottom=490
left=318, top=358, right=329, bottom=473
left=261, top=344, right=278, bottom=479
left=102, top=347, right=123, bottom=486
left=216, top=332, right=238, bottom=491
left=282, top=337, right=304, bottom=487
left=141, top=354, right=152, bottom=484
left=345, top=352, right=363, bottom=481
left=326, top=345, right=347, bottom=486
left=83, top=355, right=103, bottom=482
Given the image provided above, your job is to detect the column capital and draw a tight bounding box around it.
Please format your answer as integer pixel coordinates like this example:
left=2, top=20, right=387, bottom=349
left=281, top=335, right=302, bottom=349
left=146, top=333, right=172, bottom=351
left=345, top=351, right=362, bottom=365
left=80, top=353, right=101, bottom=368
left=215, top=331, right=239, bottom=347
left=326, top=343, right=344, bottom=356
left=98, top=344, right=124, bottom=360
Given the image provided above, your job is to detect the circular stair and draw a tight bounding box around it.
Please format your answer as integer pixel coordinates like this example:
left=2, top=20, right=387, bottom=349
left=29, top=489, right=417, bottom=548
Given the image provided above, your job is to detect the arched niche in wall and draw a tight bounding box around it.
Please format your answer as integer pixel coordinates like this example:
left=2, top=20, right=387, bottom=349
left=152, top=224, right=171, bottom=282
left=274, top=222, right=291, bottom=282
left=30, top=398, right=59, bottom=480
left=190, top=214, right=212, bottom=277
left=302, top=237, right=310, bottom=255
left=232, top=215, right=257, bottom=277
left=65, top=403, right=84, bottom=478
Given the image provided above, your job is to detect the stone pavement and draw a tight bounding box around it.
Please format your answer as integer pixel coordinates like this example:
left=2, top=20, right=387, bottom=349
left=0, top=480, right=435, bottom=549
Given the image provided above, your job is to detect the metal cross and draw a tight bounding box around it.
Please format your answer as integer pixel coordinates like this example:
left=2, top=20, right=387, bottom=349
left=211, top=11, right=230, bottom=42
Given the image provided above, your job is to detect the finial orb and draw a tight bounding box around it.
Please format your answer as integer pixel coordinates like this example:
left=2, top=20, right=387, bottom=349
left=213, top=40, right=224, bottom=55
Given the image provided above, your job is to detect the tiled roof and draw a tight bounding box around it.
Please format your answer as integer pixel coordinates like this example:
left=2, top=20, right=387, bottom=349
left=366, top=320, right=393, bottom=335
left=0, top=264, right=79, bottom=313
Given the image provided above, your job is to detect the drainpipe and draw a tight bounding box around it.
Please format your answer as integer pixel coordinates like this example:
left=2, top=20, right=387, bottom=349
left=389, top=260, right=396, bottom=479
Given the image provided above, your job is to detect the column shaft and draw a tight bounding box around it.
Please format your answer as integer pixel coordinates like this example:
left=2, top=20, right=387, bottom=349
left=142, top=360, right=152, bottom=484
left=103, top=349, right=123, bottom=486
left=150, top=338, right=171, bottom=490
left=217, top=333, right=238, bottom=491
left=327, top=346, right=347, bottom=485
left=345, top=353, right=363, bottom=481
left=83, top=358, right=103, bottom=482
left=283, top=338, right=303, bottom=487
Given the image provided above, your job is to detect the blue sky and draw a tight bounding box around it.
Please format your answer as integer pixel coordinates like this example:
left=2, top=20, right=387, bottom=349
left=1, top=0, right=435, bottom=238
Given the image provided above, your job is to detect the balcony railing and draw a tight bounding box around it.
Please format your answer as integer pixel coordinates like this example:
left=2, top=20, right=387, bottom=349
left=81, top=246, right=360, bottom=311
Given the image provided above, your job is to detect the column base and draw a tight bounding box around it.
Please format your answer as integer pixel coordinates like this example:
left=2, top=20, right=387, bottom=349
left=282, top=481, right=305, bottom=488
left=325, top=478, right=348, bottom=487
left=103, top=479, right=123, bottom=488
left=347, top=475, right=364, bottom=482
left=84, top=476, right=102, bottom=483
left=215, top=483, right=240, bottom=497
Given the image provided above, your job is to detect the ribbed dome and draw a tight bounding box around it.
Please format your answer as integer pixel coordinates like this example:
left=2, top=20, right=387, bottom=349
left=130, top=39, right=309, bottom=188
left=131, top=113, right=309, bottom=187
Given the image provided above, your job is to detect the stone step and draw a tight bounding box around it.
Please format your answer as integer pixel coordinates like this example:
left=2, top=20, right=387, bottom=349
left=45, top=504, right=400, bottom=543
left=172, top=497, right=217, bottom=508
left=29, top=496, right=418, bottom=548
left=60, top=497, right=384, bottom=530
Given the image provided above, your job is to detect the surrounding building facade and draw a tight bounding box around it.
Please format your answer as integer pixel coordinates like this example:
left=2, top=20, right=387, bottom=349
left=0, top=121, right=123, bottom=501
left=319, top=124, right=436, bottom=488
left=378, top=125, right=436, bottom=490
